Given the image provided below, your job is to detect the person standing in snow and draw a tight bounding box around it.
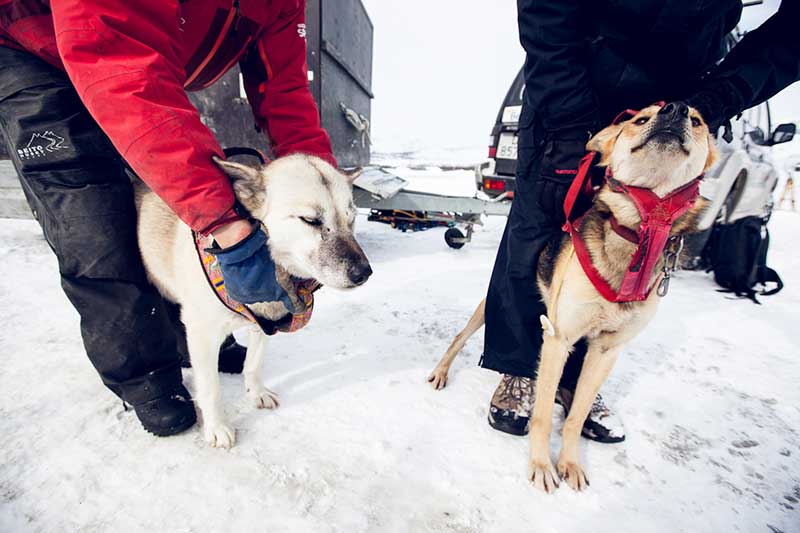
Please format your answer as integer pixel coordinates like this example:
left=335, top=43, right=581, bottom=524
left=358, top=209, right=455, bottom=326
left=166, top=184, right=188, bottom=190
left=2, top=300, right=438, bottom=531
left=0, top=1, right=335, bottom=436
left=483, top=0, right=800, bottom=439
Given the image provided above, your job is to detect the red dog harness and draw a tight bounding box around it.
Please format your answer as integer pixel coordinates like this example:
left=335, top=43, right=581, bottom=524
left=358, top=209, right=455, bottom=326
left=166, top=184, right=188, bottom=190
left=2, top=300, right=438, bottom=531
left=562, top=108, right=702, bottom=303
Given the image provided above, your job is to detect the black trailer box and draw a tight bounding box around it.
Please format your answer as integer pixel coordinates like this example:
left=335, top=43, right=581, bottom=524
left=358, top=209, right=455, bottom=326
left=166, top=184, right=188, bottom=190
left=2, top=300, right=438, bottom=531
left=188, top=0, right=374, bottom=168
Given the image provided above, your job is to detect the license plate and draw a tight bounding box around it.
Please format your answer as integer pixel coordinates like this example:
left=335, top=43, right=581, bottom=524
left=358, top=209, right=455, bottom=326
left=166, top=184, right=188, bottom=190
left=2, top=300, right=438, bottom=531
left=496, top=133, right=518, bottom=160
left=501, top=105, right=522, bottom=124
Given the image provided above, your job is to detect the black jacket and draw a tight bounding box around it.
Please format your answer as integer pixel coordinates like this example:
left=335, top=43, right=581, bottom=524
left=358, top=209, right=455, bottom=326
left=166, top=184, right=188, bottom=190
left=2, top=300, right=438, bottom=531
left=517, top=0, right=800, bottom=134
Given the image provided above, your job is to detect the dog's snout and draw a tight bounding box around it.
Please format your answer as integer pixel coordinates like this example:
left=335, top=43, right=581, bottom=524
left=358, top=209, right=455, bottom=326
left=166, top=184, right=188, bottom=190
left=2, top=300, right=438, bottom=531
left=347, top=261, right=372, bottom=286
left=327, top=236, right=372, bottom=288
left=658, top=101, right=689, bottom=122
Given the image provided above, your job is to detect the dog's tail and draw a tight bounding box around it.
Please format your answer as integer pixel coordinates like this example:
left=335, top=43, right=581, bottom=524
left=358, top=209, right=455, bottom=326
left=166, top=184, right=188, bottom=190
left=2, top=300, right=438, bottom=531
left=428, top=298, right=486, bottom=389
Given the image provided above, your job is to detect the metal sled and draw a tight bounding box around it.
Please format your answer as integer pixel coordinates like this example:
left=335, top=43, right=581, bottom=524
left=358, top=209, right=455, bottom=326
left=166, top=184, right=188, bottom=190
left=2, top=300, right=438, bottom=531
left=352, top=166, right=511, bottom=248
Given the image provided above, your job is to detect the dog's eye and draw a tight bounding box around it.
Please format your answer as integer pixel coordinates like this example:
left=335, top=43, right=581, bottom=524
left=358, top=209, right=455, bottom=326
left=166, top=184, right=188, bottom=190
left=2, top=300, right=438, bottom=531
left=634, top=117, right=649, bottom=126
left=300, top=216, right=322, bottom=227
left=690, top=117, right=702, bottom=127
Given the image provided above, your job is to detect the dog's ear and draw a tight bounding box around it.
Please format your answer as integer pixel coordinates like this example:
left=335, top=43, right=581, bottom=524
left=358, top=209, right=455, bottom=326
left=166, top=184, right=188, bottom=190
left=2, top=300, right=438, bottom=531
left=342, top=167, right=363, bottom=184
left=703, top=134, right=719, bottom=173
left=213, top=155, right=262, bottom=200
left=586, top=123, right=624, bottom=164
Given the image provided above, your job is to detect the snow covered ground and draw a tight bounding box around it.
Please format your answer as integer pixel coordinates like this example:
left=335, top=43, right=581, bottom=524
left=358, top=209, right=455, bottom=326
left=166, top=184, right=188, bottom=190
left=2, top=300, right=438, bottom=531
left=1, top=166, right=799, bottom=533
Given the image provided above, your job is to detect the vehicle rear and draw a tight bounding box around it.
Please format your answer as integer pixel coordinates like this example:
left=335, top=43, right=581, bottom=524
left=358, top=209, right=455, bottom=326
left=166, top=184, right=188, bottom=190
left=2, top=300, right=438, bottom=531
left=476, top=68, right=524, bottom=198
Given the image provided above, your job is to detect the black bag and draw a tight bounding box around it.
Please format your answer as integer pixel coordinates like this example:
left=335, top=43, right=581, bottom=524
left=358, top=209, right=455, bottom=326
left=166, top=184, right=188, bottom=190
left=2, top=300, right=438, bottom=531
left=705, top=215, right=783, bottom=303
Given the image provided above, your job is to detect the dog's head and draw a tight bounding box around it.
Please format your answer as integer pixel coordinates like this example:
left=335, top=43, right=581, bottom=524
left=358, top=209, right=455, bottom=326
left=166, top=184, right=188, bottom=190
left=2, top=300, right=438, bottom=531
left=213, top=154, right=372, bottom=289
left=587, top=102, right=718, bottom=196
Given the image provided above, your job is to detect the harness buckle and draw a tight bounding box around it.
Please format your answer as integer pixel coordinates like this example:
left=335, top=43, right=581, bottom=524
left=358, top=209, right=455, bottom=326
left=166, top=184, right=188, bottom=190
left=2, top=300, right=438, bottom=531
left=658, top=236, right=685, bottom=297
left=657, top=275, right=670, bottom=297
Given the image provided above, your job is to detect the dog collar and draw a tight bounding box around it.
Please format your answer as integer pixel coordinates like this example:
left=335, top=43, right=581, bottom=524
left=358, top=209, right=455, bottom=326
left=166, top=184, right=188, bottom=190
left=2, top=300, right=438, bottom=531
left=193, top=231, right=320, bottom=335
left=562, top=152, right=701, bottom=303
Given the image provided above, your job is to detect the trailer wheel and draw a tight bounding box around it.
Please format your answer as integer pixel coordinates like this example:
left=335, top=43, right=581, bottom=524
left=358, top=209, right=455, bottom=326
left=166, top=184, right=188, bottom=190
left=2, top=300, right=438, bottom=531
left=445, top=228, right=466, bottom=249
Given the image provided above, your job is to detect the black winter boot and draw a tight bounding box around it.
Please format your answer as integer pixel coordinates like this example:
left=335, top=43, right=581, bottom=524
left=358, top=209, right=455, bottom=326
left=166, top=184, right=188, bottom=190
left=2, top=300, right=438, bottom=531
left=128, top=383, right=196, bottom=437
left=217, top=335, right=247, bottom=374
left=180, top=335, right=246, bottom=374
left=120, top=365, right=197, bottom=437
left=556, top=388, right=626, bottom=444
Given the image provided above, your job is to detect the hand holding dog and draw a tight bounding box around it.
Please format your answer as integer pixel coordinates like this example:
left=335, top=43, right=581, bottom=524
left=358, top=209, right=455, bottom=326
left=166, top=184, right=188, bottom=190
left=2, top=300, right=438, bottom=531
left=212, top=218, right=253, bottom=248
left=207, top=224, right=296, bottom=312
left=535, top=129, right=592, bottom=222
left=540, top=130, right=593, bottom=183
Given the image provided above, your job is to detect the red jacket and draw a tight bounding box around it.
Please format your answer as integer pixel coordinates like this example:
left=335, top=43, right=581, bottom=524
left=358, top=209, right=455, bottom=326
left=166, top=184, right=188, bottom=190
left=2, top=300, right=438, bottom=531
left=0, top=0, right=335, bottom=233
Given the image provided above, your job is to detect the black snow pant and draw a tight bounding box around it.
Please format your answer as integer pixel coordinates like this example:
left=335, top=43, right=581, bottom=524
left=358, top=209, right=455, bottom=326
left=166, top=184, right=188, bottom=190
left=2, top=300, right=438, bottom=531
left=0, top=46, right=186, bottom=405
left=481, top=122, right=587, bottom=389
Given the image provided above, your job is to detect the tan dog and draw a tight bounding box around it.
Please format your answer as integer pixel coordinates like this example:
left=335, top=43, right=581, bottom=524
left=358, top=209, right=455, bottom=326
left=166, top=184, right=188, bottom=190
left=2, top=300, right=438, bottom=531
left=428, top=102, right=717, bottom=492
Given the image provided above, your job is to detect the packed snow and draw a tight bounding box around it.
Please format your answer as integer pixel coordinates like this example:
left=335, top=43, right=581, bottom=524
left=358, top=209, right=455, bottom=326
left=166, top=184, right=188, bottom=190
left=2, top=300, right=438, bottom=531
left=1, top=163, right=799, bottom=533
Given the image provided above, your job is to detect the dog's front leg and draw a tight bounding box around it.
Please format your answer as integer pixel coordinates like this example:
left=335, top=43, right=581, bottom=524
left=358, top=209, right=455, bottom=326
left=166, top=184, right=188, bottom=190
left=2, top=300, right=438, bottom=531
left=243, top=327, right=279, bottom=409
left=529, top=335, right=569, bottom=493
left=557, top=340, right=621, bottom=491
left=184, top=315, right=234, bottom=448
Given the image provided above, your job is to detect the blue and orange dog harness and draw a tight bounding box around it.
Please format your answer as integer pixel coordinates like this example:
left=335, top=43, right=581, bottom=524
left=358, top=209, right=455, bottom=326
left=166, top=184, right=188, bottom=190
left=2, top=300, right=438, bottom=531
left=193, top=146, right=320, bottom=335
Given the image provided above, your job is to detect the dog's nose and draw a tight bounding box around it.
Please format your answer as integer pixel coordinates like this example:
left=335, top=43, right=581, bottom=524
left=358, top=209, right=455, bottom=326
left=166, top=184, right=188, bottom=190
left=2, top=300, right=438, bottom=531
left=347, top=262, right=372, bottom=286
left=658, top=101, right=689, bottom=122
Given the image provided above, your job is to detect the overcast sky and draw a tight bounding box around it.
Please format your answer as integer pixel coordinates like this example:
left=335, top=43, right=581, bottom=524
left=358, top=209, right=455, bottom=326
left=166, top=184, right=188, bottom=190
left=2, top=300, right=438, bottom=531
left=362, top=0, right=799, bottom=157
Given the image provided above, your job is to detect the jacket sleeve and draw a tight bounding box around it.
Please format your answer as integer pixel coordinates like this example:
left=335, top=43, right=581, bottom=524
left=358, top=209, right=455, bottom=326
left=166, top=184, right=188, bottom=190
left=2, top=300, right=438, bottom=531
left=696, top=0, right=800, bottom=122
left=517, top=0, right=599, bottom=134
left=50, top=0, right=240, bottom=234
left=239, top=0, right=336, bottom=167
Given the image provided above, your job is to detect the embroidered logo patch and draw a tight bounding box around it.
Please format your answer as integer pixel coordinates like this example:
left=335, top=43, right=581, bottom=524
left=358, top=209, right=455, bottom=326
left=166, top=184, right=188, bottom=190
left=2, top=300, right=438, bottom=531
left=297, top=23, right=306, bottom=39
left=17, top=131, right=68, bottom=160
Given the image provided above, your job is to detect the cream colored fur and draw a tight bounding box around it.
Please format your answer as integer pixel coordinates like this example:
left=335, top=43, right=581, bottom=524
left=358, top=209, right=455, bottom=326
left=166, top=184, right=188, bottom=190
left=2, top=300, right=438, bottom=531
left=135, top=154, right=369, bottom=448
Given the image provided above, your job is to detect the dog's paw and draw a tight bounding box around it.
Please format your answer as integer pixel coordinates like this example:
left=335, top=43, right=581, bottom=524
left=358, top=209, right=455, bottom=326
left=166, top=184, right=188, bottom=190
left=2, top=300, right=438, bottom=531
left=426, top=367, right=449, bottom=390
left=557, top=459, right=589, bottom=491
left=247, top=386, right=280, bottom=409
left=529, top=458, right=559, bottom=493
left=204, top=422, right=236, bottom=449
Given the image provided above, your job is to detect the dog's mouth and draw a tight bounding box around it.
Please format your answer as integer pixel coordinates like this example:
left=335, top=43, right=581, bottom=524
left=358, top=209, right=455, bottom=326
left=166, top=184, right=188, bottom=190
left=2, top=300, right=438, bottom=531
left=632, top=127, right=690, bottom=155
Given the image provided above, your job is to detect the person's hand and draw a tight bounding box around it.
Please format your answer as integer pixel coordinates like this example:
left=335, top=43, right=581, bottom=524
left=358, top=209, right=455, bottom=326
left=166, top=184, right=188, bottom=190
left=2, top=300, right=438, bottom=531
left=685, top=90, right=725, bottom=132
left=686, top=82, right=744, bottom=136
left=535, top=128, right=593, bottom=221
left=540, top=128, right=593, bottom=181
left=206, top=224, right=296, bottom=311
